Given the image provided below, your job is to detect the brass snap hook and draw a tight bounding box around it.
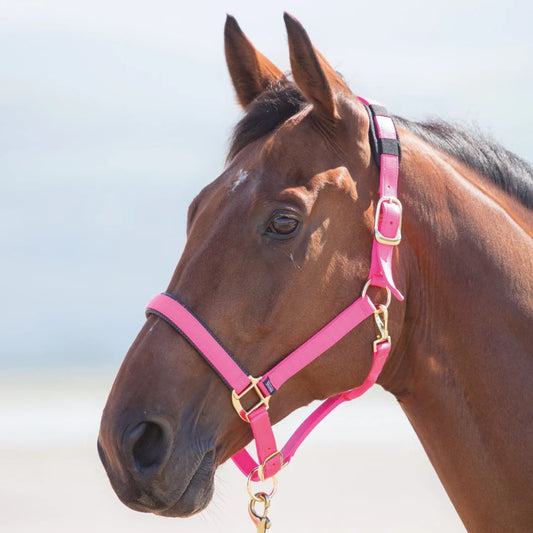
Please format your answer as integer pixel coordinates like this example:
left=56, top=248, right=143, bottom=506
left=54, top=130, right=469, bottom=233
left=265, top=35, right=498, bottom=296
left=373, top=304, right=391, bottom=352
left=248, top=492, right=271, bottom=531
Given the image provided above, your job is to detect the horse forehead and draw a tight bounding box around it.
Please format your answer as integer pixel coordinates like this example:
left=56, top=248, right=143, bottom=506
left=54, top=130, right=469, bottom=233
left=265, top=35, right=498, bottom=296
left=225, top=164, right=313, bottom=206
left=224, top=155, right=350, bottom=207
left=222, top=111, right=346, bottom=201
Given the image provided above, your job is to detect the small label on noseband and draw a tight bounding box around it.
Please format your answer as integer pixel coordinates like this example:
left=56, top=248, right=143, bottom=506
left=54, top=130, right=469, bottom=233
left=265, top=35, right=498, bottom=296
left=262, top=377, right=276, bottom=395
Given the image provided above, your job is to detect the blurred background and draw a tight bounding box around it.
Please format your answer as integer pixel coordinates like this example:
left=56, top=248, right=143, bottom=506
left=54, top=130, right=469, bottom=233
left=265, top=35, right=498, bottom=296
left=1, top=0, right=530, bottom=531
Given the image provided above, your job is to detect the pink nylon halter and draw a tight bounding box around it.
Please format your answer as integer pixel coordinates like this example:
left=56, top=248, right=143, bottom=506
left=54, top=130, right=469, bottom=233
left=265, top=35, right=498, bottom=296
left=146, top=97, right=403, bottom=482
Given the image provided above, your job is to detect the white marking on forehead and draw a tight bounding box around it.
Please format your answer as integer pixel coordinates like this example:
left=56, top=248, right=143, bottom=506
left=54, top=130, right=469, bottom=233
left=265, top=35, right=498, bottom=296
left=229, top=169, right=249, bottom=193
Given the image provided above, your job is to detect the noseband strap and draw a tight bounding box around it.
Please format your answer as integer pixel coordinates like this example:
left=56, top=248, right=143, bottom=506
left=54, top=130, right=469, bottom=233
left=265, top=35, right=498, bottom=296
left=145, top=98, right=402, bottom=482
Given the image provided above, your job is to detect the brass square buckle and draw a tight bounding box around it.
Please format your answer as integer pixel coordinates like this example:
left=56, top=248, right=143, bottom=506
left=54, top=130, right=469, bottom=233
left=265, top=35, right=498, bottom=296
left=232, top=376, right=271, bottom=422
left=374, top=196, right=402, bottom=246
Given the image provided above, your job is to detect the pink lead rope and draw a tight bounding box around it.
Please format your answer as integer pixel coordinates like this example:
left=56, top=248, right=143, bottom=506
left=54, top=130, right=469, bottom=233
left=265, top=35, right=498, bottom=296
left=145, top=97, right=403, bottom=482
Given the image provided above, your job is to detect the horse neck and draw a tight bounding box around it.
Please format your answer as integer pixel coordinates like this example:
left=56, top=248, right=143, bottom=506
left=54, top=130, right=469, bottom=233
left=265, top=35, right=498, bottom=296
left=388, top=132, right=533, bottom=531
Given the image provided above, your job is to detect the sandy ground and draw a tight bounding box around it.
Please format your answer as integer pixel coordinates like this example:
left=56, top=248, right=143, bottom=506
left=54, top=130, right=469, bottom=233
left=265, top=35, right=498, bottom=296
left=0, top=372, right=465, bottom=532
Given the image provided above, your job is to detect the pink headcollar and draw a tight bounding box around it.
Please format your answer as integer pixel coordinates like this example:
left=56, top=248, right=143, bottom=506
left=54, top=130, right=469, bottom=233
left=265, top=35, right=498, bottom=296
left=146, top=97, right=403, bottom=482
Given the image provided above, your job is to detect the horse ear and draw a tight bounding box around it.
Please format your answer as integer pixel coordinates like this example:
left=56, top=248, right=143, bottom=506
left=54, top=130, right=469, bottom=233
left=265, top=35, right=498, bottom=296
left=284, top=13, right=349, bottom=121
left=224, top=15, right=286, bottom=108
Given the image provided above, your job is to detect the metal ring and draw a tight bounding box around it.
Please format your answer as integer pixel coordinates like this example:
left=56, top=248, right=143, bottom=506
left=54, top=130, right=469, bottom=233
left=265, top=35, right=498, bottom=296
left=361, top=279, right=372, bottom=298
left=247, top=469, right=278, bottom=502
left=361, top=281, right=392, bottom=309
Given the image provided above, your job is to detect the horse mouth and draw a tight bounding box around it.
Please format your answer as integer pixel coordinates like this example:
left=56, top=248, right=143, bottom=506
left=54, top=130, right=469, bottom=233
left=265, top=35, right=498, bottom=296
left=98, top=439, right=216, bottom=518
left=153, top=449, right=216, bottom=517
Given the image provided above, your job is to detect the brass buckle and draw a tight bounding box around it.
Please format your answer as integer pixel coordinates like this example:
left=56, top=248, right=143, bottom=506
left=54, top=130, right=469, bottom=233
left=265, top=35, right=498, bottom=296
left=257, top=451, right=285, bottom=482
left=374, top=196, right=402, bottom=246
left=232, top=376, right=271, bottom=422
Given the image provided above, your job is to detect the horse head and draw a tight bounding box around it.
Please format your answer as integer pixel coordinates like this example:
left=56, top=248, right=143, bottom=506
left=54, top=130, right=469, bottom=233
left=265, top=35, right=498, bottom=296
left=98, top=14, right=407, bottom=517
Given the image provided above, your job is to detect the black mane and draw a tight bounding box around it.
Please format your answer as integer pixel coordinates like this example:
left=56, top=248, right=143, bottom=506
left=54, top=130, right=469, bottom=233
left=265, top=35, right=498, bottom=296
left=229, top=84, right=533, bottom=209
left=393, top=117, right=533, bottom=208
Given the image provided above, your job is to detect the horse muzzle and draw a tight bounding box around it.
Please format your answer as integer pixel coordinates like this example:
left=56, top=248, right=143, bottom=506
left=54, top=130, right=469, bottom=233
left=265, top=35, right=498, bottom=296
left=97, top=414, right=216, bottom=517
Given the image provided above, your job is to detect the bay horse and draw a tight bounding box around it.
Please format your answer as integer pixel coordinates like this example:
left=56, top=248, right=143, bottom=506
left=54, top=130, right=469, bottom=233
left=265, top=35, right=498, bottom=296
left=98, top=14, right=533, bottom=532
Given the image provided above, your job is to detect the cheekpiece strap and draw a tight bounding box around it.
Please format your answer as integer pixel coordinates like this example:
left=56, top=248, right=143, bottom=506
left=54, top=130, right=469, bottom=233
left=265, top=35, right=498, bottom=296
left=358, top=97, right=404, bottom=301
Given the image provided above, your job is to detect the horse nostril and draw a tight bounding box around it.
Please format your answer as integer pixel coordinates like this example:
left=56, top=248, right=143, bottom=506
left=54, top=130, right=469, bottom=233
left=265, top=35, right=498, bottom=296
left=127, top=421, right=170, bottom=473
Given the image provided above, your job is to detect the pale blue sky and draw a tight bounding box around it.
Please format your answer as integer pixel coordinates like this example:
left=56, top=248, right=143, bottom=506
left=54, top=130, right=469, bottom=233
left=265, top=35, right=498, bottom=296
left=1, top=0, right=531, bottom=369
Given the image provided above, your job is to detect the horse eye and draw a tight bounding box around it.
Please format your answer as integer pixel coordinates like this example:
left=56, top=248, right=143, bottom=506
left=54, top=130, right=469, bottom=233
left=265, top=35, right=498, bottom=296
left=267, top=215, right=299, bottom=236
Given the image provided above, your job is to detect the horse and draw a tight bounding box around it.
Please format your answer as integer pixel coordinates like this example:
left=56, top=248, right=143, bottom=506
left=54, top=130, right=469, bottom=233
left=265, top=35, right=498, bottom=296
left=98, top=13, right=533, bottom=532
